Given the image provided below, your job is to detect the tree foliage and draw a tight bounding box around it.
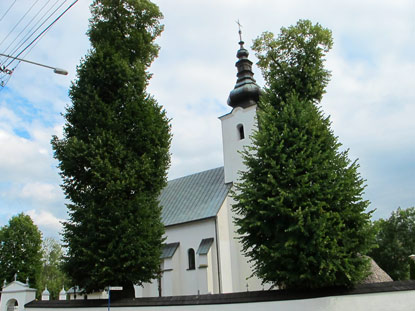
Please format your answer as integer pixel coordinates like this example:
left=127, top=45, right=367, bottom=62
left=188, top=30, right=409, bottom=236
left=233, top=20, right=373, bottom=289
left=51, top=0, right=171, bottom=295
left=0, top=213, right=42, bottom=290
left=253, top=19, right=333, bottom=105
left=39, top=238, right=70, bottom=300
left=369, top=207, right=415, bottom=281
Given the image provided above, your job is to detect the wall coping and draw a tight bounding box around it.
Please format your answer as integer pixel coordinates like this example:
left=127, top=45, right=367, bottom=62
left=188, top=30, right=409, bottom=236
left=25, top=281, right=415, bottom=308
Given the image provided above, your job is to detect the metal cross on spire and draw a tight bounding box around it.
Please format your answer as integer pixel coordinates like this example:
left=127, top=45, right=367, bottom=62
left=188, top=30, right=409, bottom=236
left=236, top=19, right=243, bottom=42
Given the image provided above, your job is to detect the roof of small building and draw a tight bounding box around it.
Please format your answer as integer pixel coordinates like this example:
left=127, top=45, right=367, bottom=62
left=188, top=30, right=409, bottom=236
left=1, top=280, right=36, bottom=293
left=362, top=257, right=393, bottom=284
left=160, top=167, right=231, bottom=227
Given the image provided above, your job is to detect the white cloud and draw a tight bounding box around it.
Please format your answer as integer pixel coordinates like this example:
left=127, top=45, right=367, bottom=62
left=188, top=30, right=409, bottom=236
left=0, top=128, right=57, bottom=182
left=19, top=182, right=61, bottom=203
left=27, top=209, right=64, bottom=238
left=325, top=49, right=415, bottom=151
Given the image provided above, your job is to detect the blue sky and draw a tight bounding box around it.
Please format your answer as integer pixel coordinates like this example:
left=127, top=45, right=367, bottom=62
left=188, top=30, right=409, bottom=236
left=0, top=0, right=414, bottom=239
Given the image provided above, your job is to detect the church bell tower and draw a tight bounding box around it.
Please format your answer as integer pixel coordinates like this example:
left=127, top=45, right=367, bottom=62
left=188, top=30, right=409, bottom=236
left=220, top=30, right=261, bottom=184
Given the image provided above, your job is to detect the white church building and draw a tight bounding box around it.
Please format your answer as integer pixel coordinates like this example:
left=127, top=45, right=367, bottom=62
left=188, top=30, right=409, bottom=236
left=136, top=38, right=263, bottom=297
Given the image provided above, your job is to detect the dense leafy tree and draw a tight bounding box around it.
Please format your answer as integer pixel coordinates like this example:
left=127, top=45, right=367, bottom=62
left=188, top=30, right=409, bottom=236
left=252, top=20, right=333, bottom=106
left=233, top=20, right=373, bottom=289
left=369, top=207, right=415, bottom=280
left=0, top=214, right=42, bottom=290
left=39, top=238, right=70, bottom=300
left=51, top=0, right=171, bottom=297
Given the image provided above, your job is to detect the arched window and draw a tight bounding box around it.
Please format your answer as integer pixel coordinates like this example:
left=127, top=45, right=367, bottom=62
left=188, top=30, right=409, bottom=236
left=188, top=248, right=195, bottom=270
left=237, top=124, right=245, bottom=140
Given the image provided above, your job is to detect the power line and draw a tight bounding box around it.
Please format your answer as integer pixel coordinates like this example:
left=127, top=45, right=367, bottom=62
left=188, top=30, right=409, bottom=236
left=6, top=0, right=78, bottom=68
left=1, top=0, right=66, bottom=67
left=0, top=0, right=42, bottom=50
left=0, top=0, right=79, bottom=88
left=0, top=0, right=57, bottom=66
left=0, top=0, right=18, bottom=23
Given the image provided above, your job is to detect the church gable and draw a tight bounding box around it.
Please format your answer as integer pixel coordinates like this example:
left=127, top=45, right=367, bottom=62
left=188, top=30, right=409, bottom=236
left=160, top=167, right=231, bottom=226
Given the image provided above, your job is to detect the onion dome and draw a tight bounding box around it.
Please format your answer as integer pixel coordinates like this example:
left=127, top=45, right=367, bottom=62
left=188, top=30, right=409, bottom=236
left=227, top=40, right=261, bottom=109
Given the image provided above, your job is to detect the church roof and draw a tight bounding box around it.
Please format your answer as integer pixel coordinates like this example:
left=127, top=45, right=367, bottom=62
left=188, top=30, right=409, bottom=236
left=160, top=167, right=231, bottom=226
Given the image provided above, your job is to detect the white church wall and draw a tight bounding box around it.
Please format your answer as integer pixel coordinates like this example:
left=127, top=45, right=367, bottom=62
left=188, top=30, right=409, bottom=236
left=216, top=196, right=236, bottom=293
left=159, top=252, right=182, bottom=297
left=170, top=247, right=182, bottom=296
left=219, top=105, right=257, bottom=184
left=217, top=195, right=264, bottom=293
left=197, top=265, right=208, bottom=295
left=217, top=194, right=264, bottom=293
left=162, top=258, right=173, bottom=296
left=164, top=219, right=218, bottom=295
left=135, top=279, right=158, bottom=298
left=229, top=195, right=265, bottom=292
left=219, top=100, right=266, bottom=292
left=206, top=251, right=214, bottom=293
left=137, top=219, right=219, bottom=297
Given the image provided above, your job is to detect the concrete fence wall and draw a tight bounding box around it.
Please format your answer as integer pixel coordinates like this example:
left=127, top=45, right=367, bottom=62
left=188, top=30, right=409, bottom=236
left=23, top=281, right=415, bottom=311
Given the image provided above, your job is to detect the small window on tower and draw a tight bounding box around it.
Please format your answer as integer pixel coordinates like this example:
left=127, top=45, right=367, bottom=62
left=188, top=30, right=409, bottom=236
left=237, top=124, right=245, bottom=140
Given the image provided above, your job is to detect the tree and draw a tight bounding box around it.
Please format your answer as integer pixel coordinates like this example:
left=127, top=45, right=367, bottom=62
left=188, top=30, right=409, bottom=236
left=39, top=238, right=70, bottom=300
left=0, top=213, right=42, bottom=290
left=252, top=20, right=333, bottom=106
left=369, top=207, right=415, bottom=280
left=232, top=20, right=374, bottom=289
left=51, top=0, right=171, bottom=297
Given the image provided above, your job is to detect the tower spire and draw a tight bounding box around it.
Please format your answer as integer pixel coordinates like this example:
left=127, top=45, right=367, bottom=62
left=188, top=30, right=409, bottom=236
left=227, top=23, right=261, bottom=109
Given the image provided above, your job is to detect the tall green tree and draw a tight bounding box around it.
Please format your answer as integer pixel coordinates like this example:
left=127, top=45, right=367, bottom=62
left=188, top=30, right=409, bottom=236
left=369, top=207, right=415, bottom=281
left=51, top=0, right=171, bottom=297
left=39, top=238, right=70, bottom=300
left=233, top=20, right=373, bottom=289
left=0, top=213, right=42, bottom=290
left=252, top=20, right=332, bottom=105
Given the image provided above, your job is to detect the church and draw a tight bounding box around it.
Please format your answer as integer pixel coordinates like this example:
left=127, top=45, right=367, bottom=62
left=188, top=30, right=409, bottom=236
left=135, top=37, right=263, bottom=297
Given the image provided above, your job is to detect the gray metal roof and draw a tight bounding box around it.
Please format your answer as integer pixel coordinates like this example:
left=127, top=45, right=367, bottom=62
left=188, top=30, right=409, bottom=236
left=197, top=238, right=214, bottom=255
left=160, top=167, right=231, bottom=227
left=161, top=242, right=180, bottom=259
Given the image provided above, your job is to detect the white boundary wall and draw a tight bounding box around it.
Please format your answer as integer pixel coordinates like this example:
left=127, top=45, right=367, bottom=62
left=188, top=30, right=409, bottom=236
left=23, top=281, right=415, bottom=311
left=26, top=291, right=415, bottom=311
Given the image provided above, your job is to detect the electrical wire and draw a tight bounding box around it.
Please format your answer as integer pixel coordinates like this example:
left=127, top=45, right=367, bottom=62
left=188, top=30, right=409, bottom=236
left=0, top=0, right=78, bottom=88
left=0, top=0, right=42, bottom=50
left=1, top=0, right=65, bottom=67
left=0, top=0, right=56, bottom=66
left=0, top=0, right=18, bottom=23
left=5, top=0, right=78, bottom=68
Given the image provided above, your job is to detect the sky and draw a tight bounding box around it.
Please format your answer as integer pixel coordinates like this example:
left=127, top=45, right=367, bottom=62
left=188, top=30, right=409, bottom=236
left=0, top=0, right=414, bottom=239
